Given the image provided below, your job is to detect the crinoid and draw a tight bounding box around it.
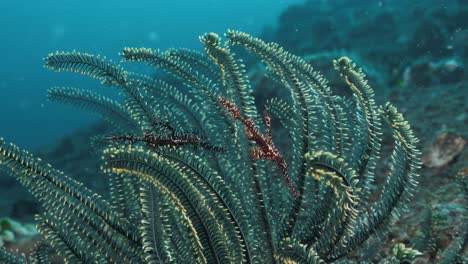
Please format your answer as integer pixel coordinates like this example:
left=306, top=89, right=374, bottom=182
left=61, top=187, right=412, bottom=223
left=0, top=31, right=424, bottom=263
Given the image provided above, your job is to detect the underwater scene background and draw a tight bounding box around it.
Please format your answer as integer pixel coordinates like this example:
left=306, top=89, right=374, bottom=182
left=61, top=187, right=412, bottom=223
left=0, top=0, right=466, bottom=263
left=0, top=0, right=301, bottom=150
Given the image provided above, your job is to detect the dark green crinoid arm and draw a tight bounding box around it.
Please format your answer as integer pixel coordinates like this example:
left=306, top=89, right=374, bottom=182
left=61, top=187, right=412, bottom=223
left=47, top=86, right=138, bottom=132
left=0, top=139, right=143, bottom=263
left=0, top=247, right=27, bottom=264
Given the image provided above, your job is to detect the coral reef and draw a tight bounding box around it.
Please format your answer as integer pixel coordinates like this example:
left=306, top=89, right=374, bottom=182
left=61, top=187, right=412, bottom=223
left=267, top=0, right=467, bottom=89
left=0, top=217, right=37, bottom=255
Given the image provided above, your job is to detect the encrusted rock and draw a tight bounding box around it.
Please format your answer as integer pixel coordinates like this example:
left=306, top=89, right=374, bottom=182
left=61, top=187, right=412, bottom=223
left=422, top=132, right=466, bottom=168
left=403, top=58, right=465, bottom=87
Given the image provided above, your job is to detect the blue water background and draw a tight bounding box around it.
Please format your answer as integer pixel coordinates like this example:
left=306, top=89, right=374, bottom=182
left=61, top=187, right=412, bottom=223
left=0, top=0, right=301, bottom=151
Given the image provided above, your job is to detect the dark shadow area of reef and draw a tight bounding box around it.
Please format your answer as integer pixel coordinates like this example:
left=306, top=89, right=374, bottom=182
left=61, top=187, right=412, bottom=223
left=1, top=0, right=466, bottom=262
